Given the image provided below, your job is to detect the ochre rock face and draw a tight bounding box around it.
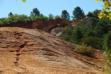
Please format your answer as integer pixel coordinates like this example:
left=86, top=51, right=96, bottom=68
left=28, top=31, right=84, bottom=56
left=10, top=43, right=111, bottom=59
left=0, top=27, right=105, bottom=74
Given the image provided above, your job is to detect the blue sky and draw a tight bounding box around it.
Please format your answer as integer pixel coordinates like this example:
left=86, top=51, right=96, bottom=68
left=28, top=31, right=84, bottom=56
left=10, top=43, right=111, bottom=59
left=0, top=0, right=103, bottom=18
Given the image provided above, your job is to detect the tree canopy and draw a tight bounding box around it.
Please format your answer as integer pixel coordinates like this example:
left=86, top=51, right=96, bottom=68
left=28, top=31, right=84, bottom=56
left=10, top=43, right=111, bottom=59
left=61, top=10, right=70, bottom=20
left=72, top=6, right=85, bottom=20
left=95, top=0, right=111, bottom=19
left=21, top=0, right=111, bottom=20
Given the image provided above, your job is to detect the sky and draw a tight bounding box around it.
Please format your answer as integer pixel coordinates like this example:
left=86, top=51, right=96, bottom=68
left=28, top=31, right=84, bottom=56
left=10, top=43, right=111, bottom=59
left=0, top=0, right=103, bottom=18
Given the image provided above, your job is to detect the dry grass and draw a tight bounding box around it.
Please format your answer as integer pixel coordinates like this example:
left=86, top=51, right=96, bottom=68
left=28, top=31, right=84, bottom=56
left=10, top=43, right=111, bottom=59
left=74, top=44, right=95, bottom=57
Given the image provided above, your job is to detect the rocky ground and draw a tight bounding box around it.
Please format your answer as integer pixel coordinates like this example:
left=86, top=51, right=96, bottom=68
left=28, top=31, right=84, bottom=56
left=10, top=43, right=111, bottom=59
left=0, top=27, right=106, bottom=74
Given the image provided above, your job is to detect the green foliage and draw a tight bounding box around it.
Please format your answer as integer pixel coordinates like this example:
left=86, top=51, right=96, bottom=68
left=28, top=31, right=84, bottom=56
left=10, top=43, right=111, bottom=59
left=55, top=15, right=61, bottom=19
left=61, top=26, right=84, bottom=44
left=95, top=17, right=111, bottom=37
left=61, top=27, right=74, bottom=42
left=87, top=12, right=94, bottom=18
left=0, top=8, right=67, bottom=26
left=82, top=36, right=102, bottom=49
left=103, top=31, right=111, bottom=73
left=49, top=14, right=54, bottom=20
left=61, top=10, right=70, bottom=20
left=0, top=11, right=50, bottom=26
left=103, top=31, right=111, bottom=61
left=61, top=10, right=111, bottom=50
left=104, top=31, right=111, bottom=51
left=32, top=15, right=48, bottom=21
left=85, top=10, right=101, bottom=28
left=7, top=14, right=31, bottom=23
left=95, top=0, right=111, bottom=19
left=72, top=26, right=84, bottom=44
left=0, top=14, right=31, bottom=26
left=74, top=44, right=95, bottom=57
left=85, top=17, right=99, bottom=29
left=8, top=12, right=13, bottom=17
left=72, top=6, right=85, bottom=20
left=30, top=8, right=40, bottom=18
left=0, top=18, right=8, bottom=26
left=87, top=10, right=101, bottom=19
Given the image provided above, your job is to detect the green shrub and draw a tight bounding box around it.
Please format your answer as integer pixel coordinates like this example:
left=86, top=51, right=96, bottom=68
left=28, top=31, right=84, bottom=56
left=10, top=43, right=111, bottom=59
left=0, top=14, right=32, bottom=26
left=82, top=36, right=102, bottom=49
left=8, top=14, right=31, bottom=23
left=94, top=17, right=111, bottom=37
left=0, top=18, right=7, bottom=25
left=32, top=15, right=48, bottom=21
left=74, top=44, right=95, bottom=57
left=4, top=14, right=31, bottom=24
left=103, top=31, right=111, bottom=50
left=61, top=27, right=74, bottom=42
left=103, top=31, right=111, bottom=63
left=85, top=17, right=98, bottom=29
left=103, top=31, right=111, bottom=74
left=72, top=26, right=83, bottom=44
left=61, top=26, right=84, bottom=44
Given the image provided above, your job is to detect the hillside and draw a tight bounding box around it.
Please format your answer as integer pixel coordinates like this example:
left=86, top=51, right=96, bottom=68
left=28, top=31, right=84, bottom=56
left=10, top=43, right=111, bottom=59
left=0, top=18, right=69, bottom=32
left=0, top=27, right=106, bottom=74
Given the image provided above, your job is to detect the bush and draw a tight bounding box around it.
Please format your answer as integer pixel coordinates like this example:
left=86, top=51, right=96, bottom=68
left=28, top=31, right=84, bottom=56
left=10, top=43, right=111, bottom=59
left=61, top=27, right=74, bottom=42
left=72, top=26, right=83, bottom=43
left=103, top=31, right=111, bottom=50
left=103, top=31, right=111, bottom=74
left=0, top=18, right=8, bottom=26
left=7, top=14, right=31, bottom=23
left=0, top=14, right=32, bottom=26
left=94, top=17, right=111, bottom=37
left=61, top=26, right=84, bottom=44
left=61, top=16, right=111, bottom=50
left=32, top=15, right=48, bottom=21
left=85, top=17, right=98, bottom=29
left=74, top=44, right=95, bottom=57
left=82, top=36, right=102, bottom=49
left=103, top=31, right=111, bottom=63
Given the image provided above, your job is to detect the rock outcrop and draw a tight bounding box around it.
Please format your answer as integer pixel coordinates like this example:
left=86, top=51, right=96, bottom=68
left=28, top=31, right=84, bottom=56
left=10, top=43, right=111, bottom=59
left=0, top=27, right=105, bottom=74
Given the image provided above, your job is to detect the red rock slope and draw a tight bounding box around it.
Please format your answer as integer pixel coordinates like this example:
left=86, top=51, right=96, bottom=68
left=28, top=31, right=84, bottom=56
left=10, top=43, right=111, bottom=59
left=0, top=27, right=106, bottom=74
